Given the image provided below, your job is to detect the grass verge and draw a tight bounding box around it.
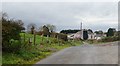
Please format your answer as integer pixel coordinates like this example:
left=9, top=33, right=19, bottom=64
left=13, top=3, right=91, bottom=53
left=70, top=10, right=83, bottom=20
left=2, top=33, right=83, bottom=65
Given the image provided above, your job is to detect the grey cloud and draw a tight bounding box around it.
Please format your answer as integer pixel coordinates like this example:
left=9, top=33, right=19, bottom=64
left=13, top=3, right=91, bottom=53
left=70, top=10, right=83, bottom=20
left=2, top=2, right=118, bottom=32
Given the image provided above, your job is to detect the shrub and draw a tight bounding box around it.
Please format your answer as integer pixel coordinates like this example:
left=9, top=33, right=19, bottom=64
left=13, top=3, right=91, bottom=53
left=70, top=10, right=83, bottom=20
left=100, top=36, right=119, bottom=42
left=3, top=39, right=22, bottom=53
left=2, top=13, right=25, bottom=52
left=51, top=38, right=58, bottom=43
left=57, top=33, right=68, bottom=41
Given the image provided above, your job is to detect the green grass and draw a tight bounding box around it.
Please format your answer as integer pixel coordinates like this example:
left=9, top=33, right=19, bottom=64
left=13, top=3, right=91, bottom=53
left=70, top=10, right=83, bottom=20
left=3, top=52, right=51, bottom=65
left=85, top=38, right=115, bottom=45
left=0, top=53, right=2, bottom=66
left=2, top=33, right=83, bottom=65
left=20, top=33, right=43, bottom=44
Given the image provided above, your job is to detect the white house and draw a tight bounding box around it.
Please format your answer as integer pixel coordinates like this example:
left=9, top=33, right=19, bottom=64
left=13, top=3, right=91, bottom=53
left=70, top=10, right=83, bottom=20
left=67, top=29, right=83, bottom=40
left=67, top=30, right=82, bottom=40
left=94, top=33, right=106, bottom=40
left=88, top=33, right=95, bottom=39
left=67, top=34, right=75, bottom=39
left=67, top=29, right=107, bottom=40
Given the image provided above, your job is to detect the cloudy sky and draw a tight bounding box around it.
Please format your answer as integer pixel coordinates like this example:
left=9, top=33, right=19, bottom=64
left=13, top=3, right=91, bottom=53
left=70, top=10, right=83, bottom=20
left=2, top=2, right=118, bottom=32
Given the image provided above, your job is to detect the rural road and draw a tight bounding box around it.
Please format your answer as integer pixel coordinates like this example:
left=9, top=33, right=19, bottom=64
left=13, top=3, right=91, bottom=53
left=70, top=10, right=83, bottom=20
left=34, top=41, right=118, bottom=64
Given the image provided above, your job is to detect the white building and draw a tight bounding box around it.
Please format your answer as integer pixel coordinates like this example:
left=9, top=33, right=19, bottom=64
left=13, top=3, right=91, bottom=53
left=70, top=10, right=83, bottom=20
left=94, top=33, right=106, bottom=40
left=67, top=29, right=106, bottom=40
left=67, top=29, right=83, bottom=40
left=88, top=33, right=95, bottom=39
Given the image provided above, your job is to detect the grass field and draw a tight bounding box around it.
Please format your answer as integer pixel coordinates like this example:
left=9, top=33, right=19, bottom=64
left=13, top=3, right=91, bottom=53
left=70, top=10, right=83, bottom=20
left=2, top=33, right=83, bottom=65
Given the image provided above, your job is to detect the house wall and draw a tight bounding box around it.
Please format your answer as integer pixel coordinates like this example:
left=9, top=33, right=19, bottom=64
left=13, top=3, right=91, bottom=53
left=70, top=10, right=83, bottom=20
left=67, top=30, right=107, bottom=40
left=88, top=34, right=95, bottom=39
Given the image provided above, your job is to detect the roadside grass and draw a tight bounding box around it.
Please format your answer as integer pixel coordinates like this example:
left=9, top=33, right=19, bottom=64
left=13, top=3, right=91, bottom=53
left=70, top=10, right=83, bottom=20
left=85, top=40, right=108, bottom=44
left=85, top=36, right=119, bottom=45
left=0, top=53, right=2, bottom=66
left=2, top=33, right=83, bottom=65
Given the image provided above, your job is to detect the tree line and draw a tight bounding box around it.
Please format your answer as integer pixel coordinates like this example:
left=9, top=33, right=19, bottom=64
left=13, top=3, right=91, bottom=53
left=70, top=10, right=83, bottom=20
left=2, top=13, right=119, bottom=52
left=2, top=13, right=68, bottom=52
left=60, top=28, right=118, bottom=37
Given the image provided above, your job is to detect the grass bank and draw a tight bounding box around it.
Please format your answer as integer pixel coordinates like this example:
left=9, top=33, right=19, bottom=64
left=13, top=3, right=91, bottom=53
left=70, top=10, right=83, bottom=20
left=85, top=36, right=119, bottom=44
left=2, top=33, right=83, bottom=65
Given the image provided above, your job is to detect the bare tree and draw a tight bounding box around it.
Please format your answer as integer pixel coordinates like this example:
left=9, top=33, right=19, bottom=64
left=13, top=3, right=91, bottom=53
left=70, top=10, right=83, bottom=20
left=27, top=23, right=36, bottom=34
left=46, top=24, right=56, bottom=32
left=39, top=25, right=44, bottom=31
left=2, top=12, right=8, bottom=19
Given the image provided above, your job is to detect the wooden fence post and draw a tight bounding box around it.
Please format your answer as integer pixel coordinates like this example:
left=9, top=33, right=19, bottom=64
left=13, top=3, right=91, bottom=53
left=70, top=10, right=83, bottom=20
left=57, top=35, right=60, bottom=45
left=24, top=33, right=25, bottom=43
left=33, top=30, right=36, bottom=45
left=29, top=38, right=32, bottom=45
left=41, top=34, right=43, bottom=43
left=47, top=35, right=49, bottom=44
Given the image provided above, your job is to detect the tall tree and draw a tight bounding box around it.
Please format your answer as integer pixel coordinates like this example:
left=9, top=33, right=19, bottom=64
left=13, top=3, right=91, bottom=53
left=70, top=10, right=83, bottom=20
left=83, top=30, right=88, bottom=40
left=107, top=28, right=116, bottom=37
left=88, top=29, right=93, bottom=33
left=99, top=30, right=103, bottom=34
left=94, top=30, right=103, bottom=34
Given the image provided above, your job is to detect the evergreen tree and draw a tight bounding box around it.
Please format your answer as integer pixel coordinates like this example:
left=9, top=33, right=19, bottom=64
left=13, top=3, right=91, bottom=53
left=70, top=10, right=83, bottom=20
left=107, top=28, right=116, bottom=37
left=83, top=30, right=88, bottom=40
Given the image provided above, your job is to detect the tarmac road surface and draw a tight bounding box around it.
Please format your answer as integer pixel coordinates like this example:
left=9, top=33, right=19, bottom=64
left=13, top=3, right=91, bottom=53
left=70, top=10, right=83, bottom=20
left=34, top=41, right=118, bottom=64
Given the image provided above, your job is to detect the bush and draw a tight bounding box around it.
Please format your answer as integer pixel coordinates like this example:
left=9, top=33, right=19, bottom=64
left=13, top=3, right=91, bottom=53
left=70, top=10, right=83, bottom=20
left=2, top=13, right=25, bottom=52
left=3, top=39, right=22, bottom=53
left=50, top=33, right=68, bottom=41
left=100, top=36, right=119, bottom=42
left=57, top=33, right=68, bottom=41
left=51, top=38, right=58, bottom=43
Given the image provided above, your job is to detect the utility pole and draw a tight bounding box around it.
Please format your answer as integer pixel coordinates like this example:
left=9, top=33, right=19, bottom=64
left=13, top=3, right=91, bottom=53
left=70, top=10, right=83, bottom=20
left=80, top=22, right=83, bottom=40
left=81, top=22, right=82, bottom=30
